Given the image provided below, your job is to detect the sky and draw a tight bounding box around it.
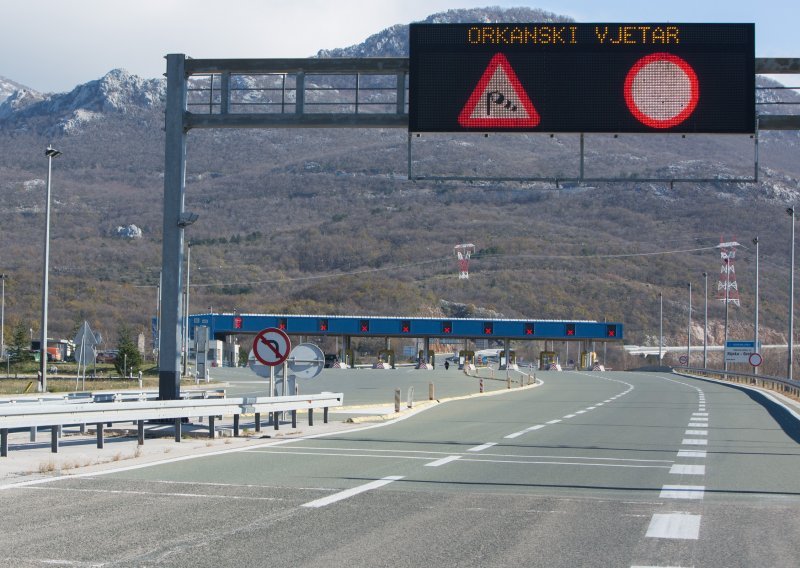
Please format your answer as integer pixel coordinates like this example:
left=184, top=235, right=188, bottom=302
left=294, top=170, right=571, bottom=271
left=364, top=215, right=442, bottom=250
left=1, top=0, right=797, bottom=93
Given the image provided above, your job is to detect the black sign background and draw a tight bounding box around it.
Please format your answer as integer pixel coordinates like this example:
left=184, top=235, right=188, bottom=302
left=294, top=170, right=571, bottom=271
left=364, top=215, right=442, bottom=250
left=409, top=23, right=755, bottom=133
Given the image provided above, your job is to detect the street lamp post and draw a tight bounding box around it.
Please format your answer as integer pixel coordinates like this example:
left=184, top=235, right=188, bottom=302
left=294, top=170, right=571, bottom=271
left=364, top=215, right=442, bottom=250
left=753, top=236, right=760, bottom=375
left=788, top=207, right=796, bottom=381
left=40, top=146, right=61, bottom=392
left=703, top=272, right=708, bottom=369
left=182, top=242, right=191, bottom=377
left=659, top=292, right=663, bottom=362
left=1, top=273, right=6, bottom=362
left=687, top=282, right=692, bottom=366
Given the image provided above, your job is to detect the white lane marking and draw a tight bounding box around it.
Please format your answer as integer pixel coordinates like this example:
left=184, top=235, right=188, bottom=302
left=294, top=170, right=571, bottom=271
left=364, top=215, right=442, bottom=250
left=660, top=485, right=705, bottom=499
left=586, top=406, right=597, bottom=410
left=670, top=464, right=706, bottom=475
left=603, top=399, right=613, bottom=403
left=687, top=422, right=707, bottom=427
left=467, top=442, right=497, bottom=452
left=301, top=475, right=404, bottom=508
left=505, top=424, right=545, bottom=438
left=645, top=513, right=701, bottom=539
left=692, top=412, right=709, bottom=417
left=245, top=450, right=431, bottom=460
left=461, top=458, right=669, bottom=469
left=26, top=486, right=282, bottom=501
left=563, top=414, right=577, bottom=419
left=677, top=450, right=707, bottom=458
left=681, top=438, right=708, bottom=445
left=425, top=455, right=461, bottom=467
left=685, top=430, right=708, bottom=436
left=691, top=417, right=708, bottom=422
left=595, top=402, right=604, bottom=406
left=546, top=419, right=562, bottom=424
left=575, top=410, right=587, bottom=414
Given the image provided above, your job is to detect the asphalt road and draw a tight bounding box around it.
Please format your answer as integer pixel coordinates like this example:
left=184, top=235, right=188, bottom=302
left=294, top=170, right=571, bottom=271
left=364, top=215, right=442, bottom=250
left=1, top=370, right=798, bottom=567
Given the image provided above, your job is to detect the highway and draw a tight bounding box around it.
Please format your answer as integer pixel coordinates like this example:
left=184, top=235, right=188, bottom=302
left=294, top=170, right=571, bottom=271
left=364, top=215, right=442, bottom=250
left=1, top=369, right=798, bottom=567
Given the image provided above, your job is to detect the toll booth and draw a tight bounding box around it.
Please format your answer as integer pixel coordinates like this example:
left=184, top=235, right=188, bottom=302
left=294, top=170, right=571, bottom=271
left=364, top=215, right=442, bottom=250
left=499, top=350, right=517, bottom=370
left=580, top=351, right=597, bottom=370
left=458, top=350, right=475, bottom=370
left=418, top=349, right=435, bottom=369
left=539, top=351, right=558, bottom=370
left=377, top=349, right=396, bottom=369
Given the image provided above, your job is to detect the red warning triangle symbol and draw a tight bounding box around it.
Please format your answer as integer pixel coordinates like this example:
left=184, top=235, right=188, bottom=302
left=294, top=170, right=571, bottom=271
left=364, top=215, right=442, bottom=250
left=458, top=53, right=540, bottom=128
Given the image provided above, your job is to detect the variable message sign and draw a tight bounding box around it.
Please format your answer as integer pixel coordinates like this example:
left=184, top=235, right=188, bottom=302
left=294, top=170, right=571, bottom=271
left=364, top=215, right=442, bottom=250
left=409, top=23, right=755, bottom=133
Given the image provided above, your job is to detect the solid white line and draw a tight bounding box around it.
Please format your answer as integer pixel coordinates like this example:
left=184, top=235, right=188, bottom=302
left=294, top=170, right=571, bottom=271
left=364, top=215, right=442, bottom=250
left=677, top=450, right=707, bottom=458
left=301, top=475, right=404, bottom=508
left=682, top=438, right=708, bottom=446
left=670, top=464, right=706, bottom=475
left=685, top=430, right=708, bottom=436
left=645, top=512, right=701, bottom=539
left=467, top=442, right=497, bottom=452
left=27, top=486, right=281, bottom=501
left=660, top=485, right=705, bottom=499
left=425, top=455, right=461, bottom=467
left=460, top=458, right=669, bottom=469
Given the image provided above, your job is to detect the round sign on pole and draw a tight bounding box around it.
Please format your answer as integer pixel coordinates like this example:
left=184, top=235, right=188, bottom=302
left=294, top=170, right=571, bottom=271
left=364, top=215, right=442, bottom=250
left=624, top=52, right=699, bottom=129
left=749, top=352, right=763, bottom=367
left=252, top=327, right=291, bottom=367
left=288, top=343, right=325, bottom=380
left=679, top=355, right=689, bottom=366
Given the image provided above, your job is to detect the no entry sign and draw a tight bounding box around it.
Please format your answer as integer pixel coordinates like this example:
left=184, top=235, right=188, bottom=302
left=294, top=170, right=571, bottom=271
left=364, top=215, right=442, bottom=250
left=252, top=327, right=291, bottom=367
left=409, top=23, right=754, bottom=133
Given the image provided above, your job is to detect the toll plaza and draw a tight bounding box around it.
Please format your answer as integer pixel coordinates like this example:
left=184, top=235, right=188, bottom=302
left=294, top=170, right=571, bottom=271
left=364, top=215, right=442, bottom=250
left=188, top=313, right=623, bottom=370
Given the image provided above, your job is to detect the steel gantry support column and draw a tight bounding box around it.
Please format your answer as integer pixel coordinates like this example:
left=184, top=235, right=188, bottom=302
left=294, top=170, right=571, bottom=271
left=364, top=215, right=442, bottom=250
left=160, top=54, right=188, bottom=400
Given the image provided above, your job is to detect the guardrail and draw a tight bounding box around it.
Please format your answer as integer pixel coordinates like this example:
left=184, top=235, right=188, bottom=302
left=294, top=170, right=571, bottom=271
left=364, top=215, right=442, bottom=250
left=0, top=388, right=226, bottom=406
left=0, top=392, right=343, bottom=457
left=674, top=367, right=800, bottom=400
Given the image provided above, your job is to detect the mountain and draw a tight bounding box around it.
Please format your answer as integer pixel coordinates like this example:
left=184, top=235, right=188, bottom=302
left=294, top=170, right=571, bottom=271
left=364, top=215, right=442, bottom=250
left=0, top=75, right=37, bottom=103
left=316, top=7, right=571, bottom=58
left=0, top=6, right=798, bottom=375
left=0, top=68, right=164, bottom=134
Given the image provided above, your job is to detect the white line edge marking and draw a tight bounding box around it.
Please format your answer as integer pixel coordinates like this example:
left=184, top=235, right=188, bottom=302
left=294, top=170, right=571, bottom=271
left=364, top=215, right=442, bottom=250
left=301, top=475, right=404, bottom=508
left=677, top=450, right=707, bottom=458
left=660, top=484, right=705, bottom=499
left=425, top=455, right=461, bottom=467
left=645, top=512, right=701, bottom=540
left=563, top=414, right=577, bottom=419
left=670, top=464, right=706, bottom=475
left=467, top=442, right=497, bottom=452
left=546, top=419, right=562, bottom=424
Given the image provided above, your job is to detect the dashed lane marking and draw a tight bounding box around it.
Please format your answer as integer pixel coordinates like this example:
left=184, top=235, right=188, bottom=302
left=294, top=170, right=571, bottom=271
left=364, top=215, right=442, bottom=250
left=670, top=464, right=706, bottom=475
left=660, top=485, right=705, bottom=499
left=467, top=442, right=497, bottom=452
left=644, top=512, right=701, bottom=539
left=425, top=455, right=462, bottom=467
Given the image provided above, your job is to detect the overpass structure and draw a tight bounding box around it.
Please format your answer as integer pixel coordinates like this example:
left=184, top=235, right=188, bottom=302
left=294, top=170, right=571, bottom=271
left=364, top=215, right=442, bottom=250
left=190, top=313, right=623, bottom=368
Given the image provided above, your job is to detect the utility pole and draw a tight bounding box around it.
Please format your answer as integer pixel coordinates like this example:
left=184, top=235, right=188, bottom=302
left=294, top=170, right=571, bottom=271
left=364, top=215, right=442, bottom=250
left=703, top=272, right=708, bottom=369
left=687, top=281, right=692, bottom=365
left=659, top=292, right=663, bottom=363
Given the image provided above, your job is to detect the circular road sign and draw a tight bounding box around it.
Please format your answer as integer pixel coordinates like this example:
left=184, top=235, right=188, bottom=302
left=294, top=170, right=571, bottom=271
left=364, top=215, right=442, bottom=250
left=749, top=352, right=763, bottom=367
left=252, top=327, right=291, bottom=367
left=288, top=343, right=325, bottom=380
left=679, top=355, right=689, bottom=366
left=624, top=53, right=699, bottom=129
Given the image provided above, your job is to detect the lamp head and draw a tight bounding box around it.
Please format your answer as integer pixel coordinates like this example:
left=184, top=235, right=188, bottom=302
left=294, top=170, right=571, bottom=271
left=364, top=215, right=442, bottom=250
left=45, top=146, right=62, bottom=158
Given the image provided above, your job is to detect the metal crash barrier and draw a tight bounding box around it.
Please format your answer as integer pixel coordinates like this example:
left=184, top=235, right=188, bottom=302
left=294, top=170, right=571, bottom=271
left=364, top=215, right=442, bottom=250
left=0, top=392, right=343, bottom=457
left=674, top=367, right=800, bottom=401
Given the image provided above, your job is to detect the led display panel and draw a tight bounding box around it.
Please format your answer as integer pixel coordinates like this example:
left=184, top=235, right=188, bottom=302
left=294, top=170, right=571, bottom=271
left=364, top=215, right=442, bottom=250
left=409, top=23, right=754, bottom=133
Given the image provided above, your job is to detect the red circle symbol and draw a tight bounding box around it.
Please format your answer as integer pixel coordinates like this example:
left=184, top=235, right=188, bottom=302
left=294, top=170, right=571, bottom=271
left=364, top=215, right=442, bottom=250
left=624, top=53, right=699, bottom=129
left=252, top=327, right=291, bottom=367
